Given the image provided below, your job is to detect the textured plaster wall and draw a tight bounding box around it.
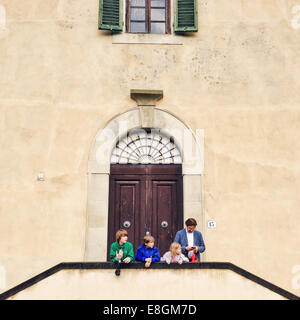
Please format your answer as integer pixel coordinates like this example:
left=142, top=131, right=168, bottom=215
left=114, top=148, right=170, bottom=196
left=7, top=269, right=286, bottom=300
left=0, top=0, right=300, bottom=297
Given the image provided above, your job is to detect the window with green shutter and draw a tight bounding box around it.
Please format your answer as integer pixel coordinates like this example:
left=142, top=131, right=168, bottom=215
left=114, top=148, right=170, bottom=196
left=98, top=0, right=198, bottom=34
left=99, top=0, right=123, bottom=31
left=174, top=0, right=198, bottom=32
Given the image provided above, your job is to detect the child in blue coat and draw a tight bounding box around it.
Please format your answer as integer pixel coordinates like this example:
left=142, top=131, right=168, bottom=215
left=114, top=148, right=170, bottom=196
left=135, top=235, right=161, bottom=268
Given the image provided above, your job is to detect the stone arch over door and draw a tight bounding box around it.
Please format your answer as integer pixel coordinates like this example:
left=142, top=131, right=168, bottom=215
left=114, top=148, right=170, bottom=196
left=84, top=107, right=204, bottom=261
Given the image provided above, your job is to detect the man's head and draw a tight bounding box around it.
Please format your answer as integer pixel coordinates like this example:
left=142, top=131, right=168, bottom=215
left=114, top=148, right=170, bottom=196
left=185, top=218, right=197, bottom=233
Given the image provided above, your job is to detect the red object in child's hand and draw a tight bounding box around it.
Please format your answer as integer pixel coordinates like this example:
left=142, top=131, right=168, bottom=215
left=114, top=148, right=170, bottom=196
left=191, top=249, right=199, bottom=262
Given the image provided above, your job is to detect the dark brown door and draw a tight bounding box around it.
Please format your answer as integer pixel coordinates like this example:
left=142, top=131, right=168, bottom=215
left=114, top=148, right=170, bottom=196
left=107, top=164, right=183, bottom=259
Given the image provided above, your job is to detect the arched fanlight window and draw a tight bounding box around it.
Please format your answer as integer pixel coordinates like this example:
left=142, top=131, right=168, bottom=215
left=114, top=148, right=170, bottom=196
left=111, top=129, right=182, bottom=164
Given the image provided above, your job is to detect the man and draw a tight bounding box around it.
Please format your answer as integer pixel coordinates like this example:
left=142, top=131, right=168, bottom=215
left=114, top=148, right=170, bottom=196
left=174, top=218, right=205, bottom=261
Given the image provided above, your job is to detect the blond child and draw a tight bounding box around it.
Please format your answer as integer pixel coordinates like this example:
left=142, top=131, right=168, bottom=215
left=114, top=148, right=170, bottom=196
left=161, top=242, right=189, bottom=264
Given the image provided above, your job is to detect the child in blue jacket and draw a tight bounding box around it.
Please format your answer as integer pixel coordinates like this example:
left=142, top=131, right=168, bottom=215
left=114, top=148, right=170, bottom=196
left=135, top=235, right=161, bottom=268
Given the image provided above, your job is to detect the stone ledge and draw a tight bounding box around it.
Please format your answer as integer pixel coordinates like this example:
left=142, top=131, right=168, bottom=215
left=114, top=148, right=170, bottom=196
left=112, top=33, right=183, bottom=45
left=130, top=89, right=163, bottom=106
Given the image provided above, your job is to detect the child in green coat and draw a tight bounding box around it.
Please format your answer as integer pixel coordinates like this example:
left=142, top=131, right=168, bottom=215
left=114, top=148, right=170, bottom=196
left=110, top=229, right=134, bottom=276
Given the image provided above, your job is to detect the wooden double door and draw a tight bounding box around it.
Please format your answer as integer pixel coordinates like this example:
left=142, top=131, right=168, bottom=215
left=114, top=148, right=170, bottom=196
left=107, top=164, right=183, bottom=259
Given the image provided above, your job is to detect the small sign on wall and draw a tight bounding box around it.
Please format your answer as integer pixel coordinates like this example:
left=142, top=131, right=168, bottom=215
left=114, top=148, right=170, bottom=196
left=207, top=220, right=217, bottom=229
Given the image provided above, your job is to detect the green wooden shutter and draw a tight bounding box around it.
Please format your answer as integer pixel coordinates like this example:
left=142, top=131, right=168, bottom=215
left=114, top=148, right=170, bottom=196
left=174, top=0, right=198, bottom=32
left=99, top=0, right=123, bottom=31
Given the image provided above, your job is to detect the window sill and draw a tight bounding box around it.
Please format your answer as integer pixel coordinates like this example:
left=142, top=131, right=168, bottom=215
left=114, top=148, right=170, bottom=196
left=112, top=33, right=183, bottom=45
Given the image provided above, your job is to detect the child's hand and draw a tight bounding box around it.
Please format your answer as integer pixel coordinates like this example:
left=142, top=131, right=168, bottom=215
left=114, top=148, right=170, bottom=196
left=166, top=259, right=171, bottom=265
left=123, top=257, right=131, bottom=264
left=145, top=258, right=152, bottom=263
left=178, top=259, right=183, bottom=265
left=145, top=261, right=151, bottom=268
left=116, top=250, right=123, bottom=260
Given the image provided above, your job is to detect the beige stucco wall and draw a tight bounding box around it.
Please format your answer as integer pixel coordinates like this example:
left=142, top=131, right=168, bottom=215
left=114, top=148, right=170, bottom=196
left=7, top=269, right=286, bottom=300
left=0, top=0, right=300, bottom=297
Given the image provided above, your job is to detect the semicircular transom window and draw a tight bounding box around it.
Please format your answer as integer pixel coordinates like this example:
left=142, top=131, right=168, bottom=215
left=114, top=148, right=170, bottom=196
left=111, top=129, right=182, bottom=164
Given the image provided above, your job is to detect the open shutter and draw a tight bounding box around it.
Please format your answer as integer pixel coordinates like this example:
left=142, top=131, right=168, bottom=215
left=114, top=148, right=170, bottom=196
left=99, top=0, right=123, bottom=31
left=174, top=0, right=198, bottom=32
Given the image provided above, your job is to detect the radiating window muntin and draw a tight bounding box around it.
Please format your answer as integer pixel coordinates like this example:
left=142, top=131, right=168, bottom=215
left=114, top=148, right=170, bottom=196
left=111, top=129, right=182, bottom=164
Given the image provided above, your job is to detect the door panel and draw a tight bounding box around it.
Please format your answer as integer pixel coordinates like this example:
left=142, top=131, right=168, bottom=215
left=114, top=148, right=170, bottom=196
left=152, top=181, right=176, bottom=255
left=108, top=176, right=146, bottom=259
left=116, top=181, right=140, bottom=248
left=150, top=176, right=183, bottom=255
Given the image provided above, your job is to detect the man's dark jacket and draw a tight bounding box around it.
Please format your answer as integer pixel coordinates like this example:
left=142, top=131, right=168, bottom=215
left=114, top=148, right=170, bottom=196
left=174, top=229, right=205, bottom=261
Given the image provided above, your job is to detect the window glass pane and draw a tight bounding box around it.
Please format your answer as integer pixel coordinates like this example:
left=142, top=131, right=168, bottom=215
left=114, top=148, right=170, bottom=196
left=151, top=8, right=165, bottom=21
left=150, top=22, right=165, bottom=34
left=131, top=22, right=146, bottom=32
left=131, top=8, right=146, bottom=21
left=151, top=0, right=165, bottom=7
left=131, top=0, right=146, bottom=6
